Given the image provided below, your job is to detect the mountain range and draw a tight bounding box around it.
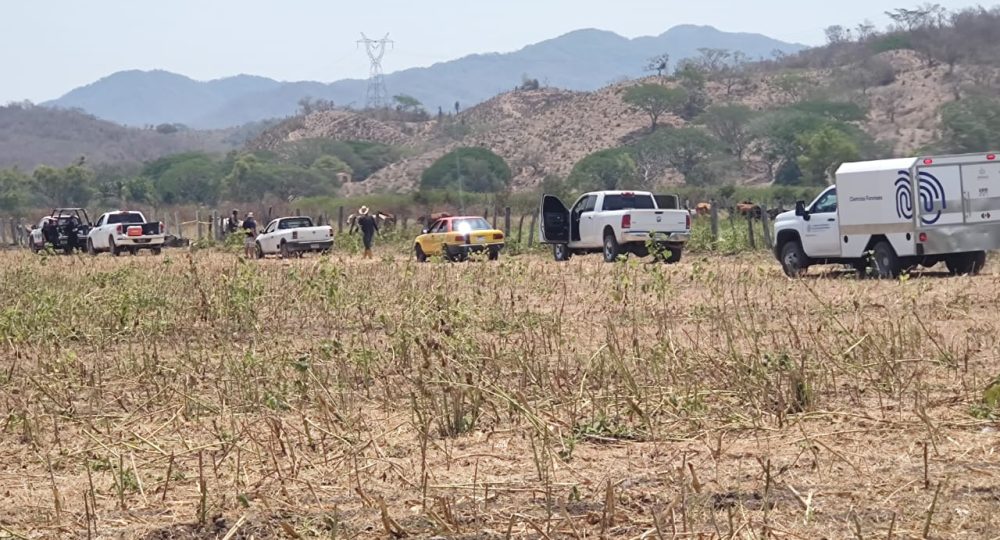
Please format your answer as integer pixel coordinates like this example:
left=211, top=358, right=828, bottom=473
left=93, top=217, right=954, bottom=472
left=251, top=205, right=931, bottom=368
left=43, top=25, right=806, bottom=129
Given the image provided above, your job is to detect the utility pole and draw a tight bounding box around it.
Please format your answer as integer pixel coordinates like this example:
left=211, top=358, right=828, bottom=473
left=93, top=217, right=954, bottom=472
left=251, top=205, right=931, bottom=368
left=357, top=33, right=393, bottom=110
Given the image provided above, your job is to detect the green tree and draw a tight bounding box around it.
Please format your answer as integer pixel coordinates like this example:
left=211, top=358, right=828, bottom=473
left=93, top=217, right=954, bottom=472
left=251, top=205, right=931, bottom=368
left=0, top=168, right=29, bottom=212
left=656, top=128, right=726, bottom=185
left=697, top=104, right=758, bottom=162
left=568, top=149, right=639, bottom=192
left=622, top=84, right=687, bottom=132
left=311, top=155, right=352, bottom=175
left=938, top=96, right=1000, bottom=153
left=797, top=126, right=861, bottom=185
left=675, top=63, right=710, bottom=120
left=33, top=164, right=95, bottom=207
left=421, top=147, right=512, bottom=193
left=142, top=153, right=223, bottom=205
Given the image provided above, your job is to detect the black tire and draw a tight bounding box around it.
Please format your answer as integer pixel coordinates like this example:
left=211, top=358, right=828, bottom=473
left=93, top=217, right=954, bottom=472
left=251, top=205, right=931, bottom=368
left=553, top=244, right=571, bottom=262
left=129, top=248, right=138, bottom=256
left=871, top=241, right=900, bottom=279
left=110, top=237, right=121, bottom=257
left=602, top=232, right=620, bottom=263
left=779, top=241, right=809, bottom=278
left=151, top=248, right=162, bottom=256
left=664, top=248, right=682, bottom=264
left=255, top=242, right=265, bottom=259
left=415, top=244, right=427, bottom=262
left=488, top=246, right=500, bottom=261
left=946, top=251, right=986, bottom=276
left=63, top=245, right=73, bottom=256
left=87, top=239, right=97, bottom=256
left=280, top=241, right=291, bottom=259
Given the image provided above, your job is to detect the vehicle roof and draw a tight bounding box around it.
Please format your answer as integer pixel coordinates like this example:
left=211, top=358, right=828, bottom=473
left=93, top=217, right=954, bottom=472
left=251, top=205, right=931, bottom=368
left=439, top=216, right=490, bottom=221
left=585, top=190, right=653, bottom=196
left=837, top=158, right=917, bottom=174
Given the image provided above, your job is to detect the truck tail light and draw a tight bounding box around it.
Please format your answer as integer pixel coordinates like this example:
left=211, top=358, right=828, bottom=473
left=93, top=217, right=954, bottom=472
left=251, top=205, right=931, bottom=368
left=292, top=231, right=298, bottom=240
left=328, top=227, right=334, bottom=237
left=988, top=154, right=996, bottom=161
left=621, top=214, right=631, bottom=229
left=159, top=222, right=165, bottom=234
left=685, top=213, right=691, bottom=229
left=918, top=232, right=928, bottom=243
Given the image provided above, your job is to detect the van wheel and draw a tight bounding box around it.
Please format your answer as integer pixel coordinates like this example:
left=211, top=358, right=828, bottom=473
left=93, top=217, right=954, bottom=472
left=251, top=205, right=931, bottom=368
left=946, top=251, right=986, bottom=276
left=553, top=243, right=571, bottom=262
left=602, top=233, right=620, bottom=263
left=779, top=241, right=809, bottom=278
left=871, top=241, right=900, bottom=279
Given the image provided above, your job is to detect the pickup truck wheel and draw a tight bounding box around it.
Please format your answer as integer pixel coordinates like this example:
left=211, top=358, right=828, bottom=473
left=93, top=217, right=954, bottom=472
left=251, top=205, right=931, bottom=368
left=552, top=244, right=571, bottom=262
left=151, top=248, right=162, bottom=256
left=664, top=248, right=682, bottom=264
left=779, top=241, right=809, bottom=278
left=872, top=241, right=900, bottom=279
left=414, top=244, right=427, bottom=262
left=255, top=242, right=265, bottom=259
left=602, top=233, right=620, bottom=263
left=110, top=237, right=121, bottom=257
left=87, top=239, right=97, bottom=256
left=280, top=241, right=291, bottom=259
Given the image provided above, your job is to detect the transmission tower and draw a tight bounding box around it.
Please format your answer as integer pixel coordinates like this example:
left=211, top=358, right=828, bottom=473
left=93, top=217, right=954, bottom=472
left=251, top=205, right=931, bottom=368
left=357, top=33, right=393, bottom=109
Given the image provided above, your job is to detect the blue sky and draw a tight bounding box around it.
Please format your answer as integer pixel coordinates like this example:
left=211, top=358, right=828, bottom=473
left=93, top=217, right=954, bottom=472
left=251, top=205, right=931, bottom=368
left=0, top=0, right=981, bottom=103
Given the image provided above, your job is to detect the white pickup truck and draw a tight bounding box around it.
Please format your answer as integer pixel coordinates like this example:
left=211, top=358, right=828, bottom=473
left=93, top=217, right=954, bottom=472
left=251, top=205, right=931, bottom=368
left=87, top=210, right=166, bottom=256
left=255, top=216, right=334, bottom=258
left=540, top=190, right=691, bottom=262
left=774, top=152, right=1000, bottom=278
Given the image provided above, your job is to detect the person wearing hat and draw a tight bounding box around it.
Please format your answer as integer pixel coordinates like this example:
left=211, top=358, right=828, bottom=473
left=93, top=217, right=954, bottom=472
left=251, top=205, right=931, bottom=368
left=355, top=206, right=379, bottom=259
left=242, top=211, right=258, bottom=258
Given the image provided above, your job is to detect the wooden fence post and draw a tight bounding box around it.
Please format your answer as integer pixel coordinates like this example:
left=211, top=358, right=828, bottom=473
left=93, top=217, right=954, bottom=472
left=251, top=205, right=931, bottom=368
left=503, top=207, right=511, bottom=236
left=746, top=214, right=756, bottom=250
left=517, top=214, right=527, bottom=244
left=8, top=218, right=15, bottom=246
left=761, top=206, right=773, bottom=250
left=710, top=200, right=719, bottom=242
left=196, top=211, right=203, bottom=241
left=173, top=212, right=180, bottom=238
left=210, top=210, right=217, bottom=241
left=0, top=219, right=5, bottom=245
left=338, top=206, right=344, bottom=234
left=527, top=213, right=538, bottom=246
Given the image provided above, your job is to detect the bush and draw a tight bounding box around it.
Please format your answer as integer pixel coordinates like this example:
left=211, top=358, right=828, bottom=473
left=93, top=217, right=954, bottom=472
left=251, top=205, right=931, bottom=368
left=420, top=147, right=512, bottom=193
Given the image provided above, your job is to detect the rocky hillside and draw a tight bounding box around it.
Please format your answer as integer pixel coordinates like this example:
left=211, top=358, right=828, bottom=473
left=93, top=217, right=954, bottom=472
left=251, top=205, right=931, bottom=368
left=251, top=47, right=1000, bottom=195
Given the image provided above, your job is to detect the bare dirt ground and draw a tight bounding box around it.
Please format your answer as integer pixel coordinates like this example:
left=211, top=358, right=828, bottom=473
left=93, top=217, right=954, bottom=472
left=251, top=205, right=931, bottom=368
left=1, top=249, right=998, bottom=539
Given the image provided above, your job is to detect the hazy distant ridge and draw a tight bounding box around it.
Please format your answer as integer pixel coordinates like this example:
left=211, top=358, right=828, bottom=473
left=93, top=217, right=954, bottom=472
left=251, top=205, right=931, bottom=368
left=43, top=25, right=805, bottom=128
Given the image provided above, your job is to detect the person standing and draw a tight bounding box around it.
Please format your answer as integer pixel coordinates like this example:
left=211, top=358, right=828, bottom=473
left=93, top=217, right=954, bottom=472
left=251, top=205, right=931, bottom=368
left=356, top=206, right=379, bottom=259
left=242, top=211, right=257, bottom=258
left=228, top=209, right=240, bottom=235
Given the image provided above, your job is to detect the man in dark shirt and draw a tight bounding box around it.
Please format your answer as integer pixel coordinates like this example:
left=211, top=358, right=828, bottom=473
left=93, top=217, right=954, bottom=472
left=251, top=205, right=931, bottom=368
left=356, top=206, right=379, bottom=259
left=228, top=209, right=239, bottom=234
left=242, top=212, right=257, bottom=258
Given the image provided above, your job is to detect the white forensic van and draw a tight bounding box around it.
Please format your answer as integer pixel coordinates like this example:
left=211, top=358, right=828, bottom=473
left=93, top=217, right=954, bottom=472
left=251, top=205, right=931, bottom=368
left=773, top=152, right=1000, bottom=278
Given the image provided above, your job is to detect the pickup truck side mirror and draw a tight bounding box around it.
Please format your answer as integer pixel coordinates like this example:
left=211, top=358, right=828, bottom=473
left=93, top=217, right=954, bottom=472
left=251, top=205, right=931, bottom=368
left=794, top=201, right=810, bottom=221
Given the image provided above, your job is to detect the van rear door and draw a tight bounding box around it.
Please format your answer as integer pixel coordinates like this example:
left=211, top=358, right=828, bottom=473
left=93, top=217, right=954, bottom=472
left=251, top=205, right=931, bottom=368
left=960, top=161, right=1000, bottom=224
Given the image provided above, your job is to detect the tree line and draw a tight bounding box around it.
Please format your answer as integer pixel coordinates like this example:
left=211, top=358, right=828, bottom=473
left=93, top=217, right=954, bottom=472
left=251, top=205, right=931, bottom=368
left=0, top=139, right=401, bottom=212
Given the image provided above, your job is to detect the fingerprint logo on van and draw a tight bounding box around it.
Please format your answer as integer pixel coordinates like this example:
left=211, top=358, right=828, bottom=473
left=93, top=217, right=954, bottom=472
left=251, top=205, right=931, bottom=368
left=895, top=170, right=946, bottom=225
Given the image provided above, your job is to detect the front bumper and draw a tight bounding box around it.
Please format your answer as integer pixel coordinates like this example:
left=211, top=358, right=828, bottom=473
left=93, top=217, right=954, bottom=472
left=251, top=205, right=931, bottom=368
left=621, top=231, right=690, bottom=244
left=285, top=240, right=334, bottom=252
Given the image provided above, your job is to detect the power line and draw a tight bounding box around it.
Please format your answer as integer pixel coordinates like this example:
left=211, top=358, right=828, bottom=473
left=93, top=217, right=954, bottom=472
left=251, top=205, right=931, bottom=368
left=357, top=33, right=393, bottom=110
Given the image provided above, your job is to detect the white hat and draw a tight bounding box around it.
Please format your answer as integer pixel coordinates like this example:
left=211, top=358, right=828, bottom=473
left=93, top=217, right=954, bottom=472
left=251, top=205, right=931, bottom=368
left=359, top=206, right=370, bottom=215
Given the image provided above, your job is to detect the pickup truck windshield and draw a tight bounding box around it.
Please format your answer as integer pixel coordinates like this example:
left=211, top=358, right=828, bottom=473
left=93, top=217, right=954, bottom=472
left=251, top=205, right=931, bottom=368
left=278, top=218, right=314, bottom=230
left=106, top=213, right=145, bottom=225
left=603, top=194, right=656, bottom=211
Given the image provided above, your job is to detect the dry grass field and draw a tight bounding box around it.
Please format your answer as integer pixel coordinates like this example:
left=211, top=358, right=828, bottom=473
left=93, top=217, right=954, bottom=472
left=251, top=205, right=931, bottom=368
left=1, top=248, right=999, bottom=539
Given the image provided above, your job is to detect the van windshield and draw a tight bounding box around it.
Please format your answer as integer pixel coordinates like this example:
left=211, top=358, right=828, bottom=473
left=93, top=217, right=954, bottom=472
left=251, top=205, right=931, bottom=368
left=603, top=194, right=656, bottom=211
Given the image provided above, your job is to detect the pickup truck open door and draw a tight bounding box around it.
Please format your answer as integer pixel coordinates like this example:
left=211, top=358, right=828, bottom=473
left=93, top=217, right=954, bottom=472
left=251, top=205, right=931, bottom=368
left=539, top=195, right=570, bottom=244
